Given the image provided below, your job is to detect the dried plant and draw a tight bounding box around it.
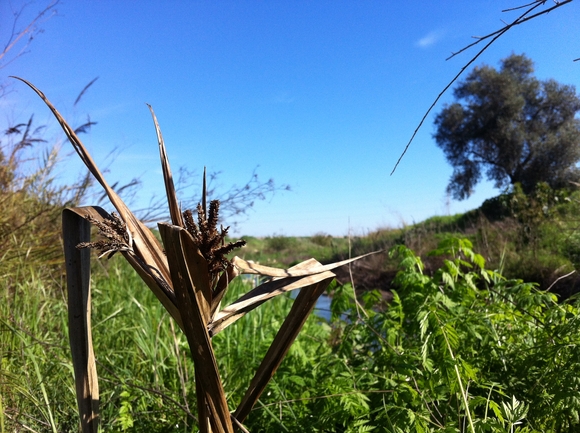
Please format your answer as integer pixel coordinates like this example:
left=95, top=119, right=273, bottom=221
left=77, top=212, right=133, bottom=259
left=15, top=76, right=376, bottom=433
left=183, top=202, right=246, bottom=281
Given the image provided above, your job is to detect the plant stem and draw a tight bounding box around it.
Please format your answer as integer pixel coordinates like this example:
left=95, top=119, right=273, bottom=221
left=438, top=318, right=475, bottom=433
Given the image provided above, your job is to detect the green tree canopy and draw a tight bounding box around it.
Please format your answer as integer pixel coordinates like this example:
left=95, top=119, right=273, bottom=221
left=434, top=53, right=580, bottom=200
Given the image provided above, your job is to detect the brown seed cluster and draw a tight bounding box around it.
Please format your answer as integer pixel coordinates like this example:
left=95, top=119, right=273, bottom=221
left=183, top=200, right=246, bottom=276
left=77, top=200, right=245, bottom=279
left=77, top=212, right=132, bottom=259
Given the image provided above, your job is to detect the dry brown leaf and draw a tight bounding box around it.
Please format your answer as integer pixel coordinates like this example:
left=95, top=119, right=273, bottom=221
left=147, top=104, right=184, bottom=228
left=231, top=251, right=381, bottom=277
left=66, top=206, right=183, bottom=328
left=175, top=224, right=213, bottom=322
left=14, top=77, right=173, bottom=309
left=211, top=264, right=239, bottom=319
left=234, top=272, right=334, bottom=423
left=209, top=269, right=335, bottom=336
left=159, top=223, right=233, bottom=433
left=62, top=208, right=100, bottom=433
left=19, top=76, right=381, bottom=432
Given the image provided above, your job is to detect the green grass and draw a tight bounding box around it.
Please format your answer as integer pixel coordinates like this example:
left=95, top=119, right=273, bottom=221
left=1, top=268, right=79, bottom=432
left=3, top=132, right=580, bottom=431
left=0, top=255, right=333, bottom=432
left=3, top=233, right=580, bottom=431
left=236, top=234, right=350, bottom=268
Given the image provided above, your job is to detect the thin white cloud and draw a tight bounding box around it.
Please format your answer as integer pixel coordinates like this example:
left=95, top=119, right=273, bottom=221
left=415, top=30, right=444, bottom=49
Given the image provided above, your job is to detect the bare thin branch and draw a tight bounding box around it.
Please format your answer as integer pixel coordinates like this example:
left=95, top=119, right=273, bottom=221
left=546, top=270, right=577, bottom=292
left=502, top=0, right=546, bottom=13
left=447, top=0, right=572, bottom=61
left=0, top=0, right=59, bottom=69
left=390, top=0, right=570, bottom=175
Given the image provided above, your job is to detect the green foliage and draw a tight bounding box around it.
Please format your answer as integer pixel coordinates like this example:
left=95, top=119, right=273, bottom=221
left=320, top=238, right=580, bottom=432
left=434, top=53, right=580, bottom=200
left=216, top=237, right=580, bottom=432
left=3, top=237, right=580, bottom=431
left=508, top=182, right=569, bottom=239
left=476, top=184, right=580, bottom=293
left=117, top=389, right=135, bottom=431
left=265, top=234, right=298, bottom=252
left=311, top=232, right=334, bottom=247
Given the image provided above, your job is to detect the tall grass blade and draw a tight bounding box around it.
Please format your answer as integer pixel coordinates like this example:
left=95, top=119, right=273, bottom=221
left=27, top=347, right=58, bottom=433
left=0, top=392, right=3, bottom=433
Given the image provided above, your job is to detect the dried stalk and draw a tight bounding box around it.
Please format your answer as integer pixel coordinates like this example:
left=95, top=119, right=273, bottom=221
left=16, top=77, right=377, bottom=432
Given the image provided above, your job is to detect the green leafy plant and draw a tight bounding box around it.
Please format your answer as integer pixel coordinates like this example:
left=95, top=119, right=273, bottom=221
left=322, top=237, right=580, bottom=432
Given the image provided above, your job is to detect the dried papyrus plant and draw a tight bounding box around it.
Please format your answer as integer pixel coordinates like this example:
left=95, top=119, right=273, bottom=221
left=15, top=77, right=375, bottom=433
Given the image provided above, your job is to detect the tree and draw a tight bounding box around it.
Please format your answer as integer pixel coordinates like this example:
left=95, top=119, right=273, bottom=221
left=433, top=53, right=580, bottom=200
left=393, top=1, right=576, bottom=175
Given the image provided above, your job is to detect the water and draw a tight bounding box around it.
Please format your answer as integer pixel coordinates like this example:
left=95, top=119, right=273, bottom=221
left=314, top=294, right=332, bottom=321
left=289, top=290, right=332, bottom=321
left=240, top=274, right=333, bottom=321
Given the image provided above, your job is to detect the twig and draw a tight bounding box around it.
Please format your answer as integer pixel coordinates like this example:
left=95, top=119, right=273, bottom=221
left=0, top=0, right=59, bottom=69
left=546, top=270, right=577, bottom=292
left=502, top=0, right=547, bottom=13
left=347, top=226, right=367, bottom=319
left=2, top=411, right=47, bottom=432
left=447, top=0, right=573, bottom=61
left=230, top=416, right=250, bottom=433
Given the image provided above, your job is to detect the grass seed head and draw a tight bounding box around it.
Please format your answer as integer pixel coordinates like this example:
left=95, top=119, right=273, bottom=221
left=77, top=212, right=133, bottom=258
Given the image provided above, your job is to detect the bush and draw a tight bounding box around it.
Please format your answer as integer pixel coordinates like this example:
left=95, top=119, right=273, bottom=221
left=311, top=232, right=333, bottom=247
left=322, top=238, right=580, bottom=432
left=265, top=235, right=297, bottom=252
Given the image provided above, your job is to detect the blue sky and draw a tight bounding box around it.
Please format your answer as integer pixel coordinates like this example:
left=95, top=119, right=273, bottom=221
left=1, top=1, right=579, bottom=236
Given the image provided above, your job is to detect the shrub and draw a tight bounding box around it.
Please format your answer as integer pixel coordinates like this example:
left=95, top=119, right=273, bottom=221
left=311, top=232, right=333, bottom=247
left=324, top=237, right=580, bottom=432
left=265, top=235, right=297, bottom=252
